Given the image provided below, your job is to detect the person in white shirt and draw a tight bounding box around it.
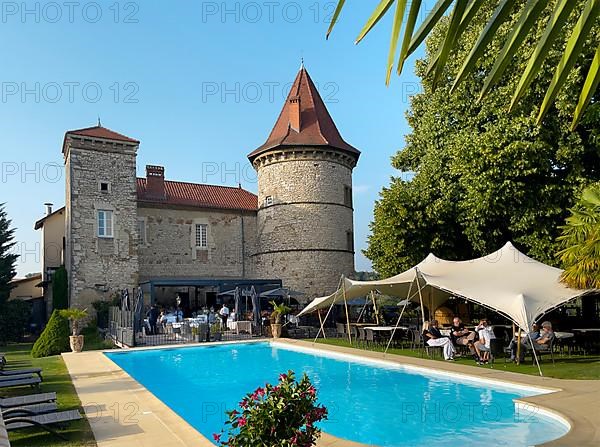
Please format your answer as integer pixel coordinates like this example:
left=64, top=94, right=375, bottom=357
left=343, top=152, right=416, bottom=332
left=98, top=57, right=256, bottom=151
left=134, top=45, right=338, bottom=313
left=474, top=318, right=496, bottom=364
left=219, top=304, right=230, bottom=327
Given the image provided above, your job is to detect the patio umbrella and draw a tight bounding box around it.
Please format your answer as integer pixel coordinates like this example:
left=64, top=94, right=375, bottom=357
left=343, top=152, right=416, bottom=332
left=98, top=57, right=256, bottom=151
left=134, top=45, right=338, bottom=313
left=251, top=286, right=260, bottom=326
left=234, top=287, right=240, bottom=317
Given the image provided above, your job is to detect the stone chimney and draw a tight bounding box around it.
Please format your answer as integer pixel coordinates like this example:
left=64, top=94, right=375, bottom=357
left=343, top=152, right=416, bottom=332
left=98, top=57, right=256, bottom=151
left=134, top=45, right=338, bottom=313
left=289, top=96, right=301, bottom=132
left=44, top=203, right=53, bottom=215
left=146, top=165, right=165, bottom=199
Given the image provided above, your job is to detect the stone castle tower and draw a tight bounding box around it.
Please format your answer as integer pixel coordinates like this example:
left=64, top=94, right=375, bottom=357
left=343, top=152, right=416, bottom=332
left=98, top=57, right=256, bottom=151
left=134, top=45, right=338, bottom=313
left=249, top=66, right=360, bottom=298
left=63, top=126, right=140, bottom=309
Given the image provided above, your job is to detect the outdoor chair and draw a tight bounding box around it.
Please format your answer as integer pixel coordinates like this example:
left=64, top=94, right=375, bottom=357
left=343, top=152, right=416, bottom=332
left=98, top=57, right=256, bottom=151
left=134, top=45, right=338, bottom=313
left=0, top=393, right=56, bottom=409
left=488, top=339, right=504, bottom=366
left=419, top=333, right=443, bottom=359
left=532, top=337, right=556, bottom=365
left=357, top=328, right=367, bottom=347
left=365, top=328, right=376, bottom=347
left=2, top=408, right=82, bottom=441
left=408, top=329, right=421, bottom=350
left=335, top=323, right=345, bottom=338
left=0, top=377, right=41, bottom=391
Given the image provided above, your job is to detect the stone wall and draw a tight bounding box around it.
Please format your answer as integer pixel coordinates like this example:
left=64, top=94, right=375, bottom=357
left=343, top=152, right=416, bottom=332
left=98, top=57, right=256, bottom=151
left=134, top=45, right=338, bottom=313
left=137, top=206, right=257, bottom=281
left=65, top=137, right=139, bottom=309
left=252, top=147, right=357, bottom=301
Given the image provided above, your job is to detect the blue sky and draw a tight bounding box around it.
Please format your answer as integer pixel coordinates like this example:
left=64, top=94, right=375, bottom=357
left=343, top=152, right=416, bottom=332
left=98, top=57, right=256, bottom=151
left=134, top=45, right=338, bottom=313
left=1, top=0, right=425, bottom=277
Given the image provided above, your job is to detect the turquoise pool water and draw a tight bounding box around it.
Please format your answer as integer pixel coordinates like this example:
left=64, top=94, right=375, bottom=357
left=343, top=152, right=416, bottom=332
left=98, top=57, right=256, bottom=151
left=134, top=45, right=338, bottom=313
left=105, top=342, right=568, bottom=446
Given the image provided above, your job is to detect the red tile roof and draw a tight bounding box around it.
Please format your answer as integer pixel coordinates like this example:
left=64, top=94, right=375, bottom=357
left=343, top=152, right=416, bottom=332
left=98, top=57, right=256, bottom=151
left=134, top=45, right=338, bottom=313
left=137, top=178, right=258, bottom=212
left=249, top=67, right=360, bottom=162
left=66, top=125, right=140, bottom=143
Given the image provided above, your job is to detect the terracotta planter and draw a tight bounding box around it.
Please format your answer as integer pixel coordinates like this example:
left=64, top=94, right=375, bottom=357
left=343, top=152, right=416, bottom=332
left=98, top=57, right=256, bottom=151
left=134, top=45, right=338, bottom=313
left=271, top=323, right=282, bottom=339
left=69, top=335, right=84, bottom=353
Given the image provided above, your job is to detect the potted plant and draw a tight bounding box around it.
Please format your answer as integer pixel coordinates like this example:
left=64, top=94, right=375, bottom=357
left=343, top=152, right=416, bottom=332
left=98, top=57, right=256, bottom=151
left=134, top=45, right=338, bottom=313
left=214, top=370, right=327, bottom=446
left=210, top=324, right=222, bottom=342
left=269, top=301, right=291, bottom=339
left=59, top=308, right=88, bottom=353
left=191, top=327, right=201, bottom=342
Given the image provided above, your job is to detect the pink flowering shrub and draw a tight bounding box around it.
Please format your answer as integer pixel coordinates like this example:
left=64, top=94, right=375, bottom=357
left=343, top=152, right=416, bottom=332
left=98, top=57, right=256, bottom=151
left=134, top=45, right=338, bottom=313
left=214, top=370, right=328, bottom=446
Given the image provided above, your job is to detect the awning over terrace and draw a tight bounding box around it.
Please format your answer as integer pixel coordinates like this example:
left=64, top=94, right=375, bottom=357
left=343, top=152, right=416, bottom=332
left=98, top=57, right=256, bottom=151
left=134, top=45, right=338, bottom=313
left=299, top=242, right=594, bottom=332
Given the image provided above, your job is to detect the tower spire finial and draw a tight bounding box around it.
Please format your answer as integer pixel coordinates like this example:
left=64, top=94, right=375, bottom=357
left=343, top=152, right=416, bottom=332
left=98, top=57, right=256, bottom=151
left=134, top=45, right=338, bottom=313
left=300, top=57, right=304, bottom=69
left=97, top=116, right=102, bottom=127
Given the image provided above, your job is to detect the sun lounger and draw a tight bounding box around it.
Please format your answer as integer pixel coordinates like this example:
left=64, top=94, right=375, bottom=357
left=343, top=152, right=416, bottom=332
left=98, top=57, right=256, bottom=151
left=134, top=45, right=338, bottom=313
left=3, top=409, right=82, bottom=440
left=2, top=402, right=58, bottom=417
left=0, top=377, right=40, bottom=390
left=0, top=369, right=42, bottom=380
left=0, top=375, right=37, bottom=383
left=0, top=393, right=56, bottom=409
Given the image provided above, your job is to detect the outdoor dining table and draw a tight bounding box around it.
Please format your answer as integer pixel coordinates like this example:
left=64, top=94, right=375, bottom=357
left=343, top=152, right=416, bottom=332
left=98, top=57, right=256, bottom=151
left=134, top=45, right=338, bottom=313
left=365, top=326, right=409, bottom=332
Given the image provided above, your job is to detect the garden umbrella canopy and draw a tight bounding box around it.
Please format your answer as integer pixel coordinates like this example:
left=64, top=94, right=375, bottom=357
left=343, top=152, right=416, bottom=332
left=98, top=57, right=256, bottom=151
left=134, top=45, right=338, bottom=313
left=299, top=242, right=594, bottom=331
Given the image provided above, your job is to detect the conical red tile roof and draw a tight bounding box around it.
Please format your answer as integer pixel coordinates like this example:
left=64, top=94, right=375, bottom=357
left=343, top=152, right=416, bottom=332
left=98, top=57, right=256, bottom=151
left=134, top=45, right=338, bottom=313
left=248, top=67, right=360, bottom=162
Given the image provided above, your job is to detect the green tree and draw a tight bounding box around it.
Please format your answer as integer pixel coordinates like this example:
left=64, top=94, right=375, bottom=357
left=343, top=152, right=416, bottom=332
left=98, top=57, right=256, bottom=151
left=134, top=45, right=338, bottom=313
left=364, top=3, right=600, bottom=277
left=31, top=310, right=70, bottom=358
left=52, top=265, right=68, bottom=310
left=557, top=183, right=600, bottom=289
left=328, top=0, right=600, bottom=128
left=0, top=204, right=18, bottom=305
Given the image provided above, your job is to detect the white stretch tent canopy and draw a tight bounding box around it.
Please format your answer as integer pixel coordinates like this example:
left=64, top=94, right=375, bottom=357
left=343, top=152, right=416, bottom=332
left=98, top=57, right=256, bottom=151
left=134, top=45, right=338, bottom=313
left=299, top=242, right=594, bottom=331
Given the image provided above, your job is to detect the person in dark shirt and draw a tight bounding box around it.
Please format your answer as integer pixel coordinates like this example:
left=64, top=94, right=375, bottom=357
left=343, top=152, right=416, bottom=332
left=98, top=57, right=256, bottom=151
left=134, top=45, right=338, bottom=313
left=450, top=317, right=477, bottom=358
left=423, top=320, right=455, bottom=361
left=148, top=304, right=159, bottom=335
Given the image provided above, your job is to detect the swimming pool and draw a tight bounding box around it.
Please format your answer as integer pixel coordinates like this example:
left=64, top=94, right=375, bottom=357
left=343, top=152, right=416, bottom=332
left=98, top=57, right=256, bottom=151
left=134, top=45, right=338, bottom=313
left=105, top=342, right=568, bottom=446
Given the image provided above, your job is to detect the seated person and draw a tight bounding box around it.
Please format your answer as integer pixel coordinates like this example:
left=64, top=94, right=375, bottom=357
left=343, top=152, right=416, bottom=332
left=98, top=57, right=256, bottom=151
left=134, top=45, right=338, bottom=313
left=526, top=321, right=554, bottom=351
left=423, top=320, right=455, bottom=361
left=450, top=317, right=477, bottom=358
left=509, top=323, right=539, bottom=362
left=474, top=318, right=495, bottom=364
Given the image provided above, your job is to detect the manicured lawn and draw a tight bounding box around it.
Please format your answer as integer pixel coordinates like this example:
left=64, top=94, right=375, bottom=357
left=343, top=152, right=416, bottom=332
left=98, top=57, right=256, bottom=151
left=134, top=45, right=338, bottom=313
left=1, top=327, right=112, bottom=446
left=310, top=338, right=600, bottom=380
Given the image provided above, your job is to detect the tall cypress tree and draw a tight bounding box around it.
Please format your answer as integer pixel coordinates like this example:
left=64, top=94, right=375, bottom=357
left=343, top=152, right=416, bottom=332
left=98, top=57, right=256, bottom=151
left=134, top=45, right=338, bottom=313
left=0, top=204, right=18, bottom=304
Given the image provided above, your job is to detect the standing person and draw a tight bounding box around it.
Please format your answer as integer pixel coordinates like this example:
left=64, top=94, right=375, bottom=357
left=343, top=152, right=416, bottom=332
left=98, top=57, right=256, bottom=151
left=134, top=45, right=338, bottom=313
left=219, top=303, right=230, bottom=328
left=147, top=304, right=159, bottom=335
left=423, top=320, right=455, bottom=361
left=474, top=318, right=496, bottom=364
left=450, top=317, right=477, bottom=359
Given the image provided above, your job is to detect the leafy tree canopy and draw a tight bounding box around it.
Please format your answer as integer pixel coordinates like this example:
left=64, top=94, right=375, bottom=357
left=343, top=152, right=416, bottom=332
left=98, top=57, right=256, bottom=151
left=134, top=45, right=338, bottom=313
left=0, top=204, right=18, bottom=305
left=364, top=2, right=600, bottom=277
left=558, top=183, right=600, bottom=289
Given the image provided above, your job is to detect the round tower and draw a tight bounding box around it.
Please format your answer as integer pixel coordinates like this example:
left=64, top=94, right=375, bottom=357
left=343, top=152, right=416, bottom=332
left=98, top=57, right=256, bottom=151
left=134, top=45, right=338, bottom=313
left=249, top=66, right=360, bottom=301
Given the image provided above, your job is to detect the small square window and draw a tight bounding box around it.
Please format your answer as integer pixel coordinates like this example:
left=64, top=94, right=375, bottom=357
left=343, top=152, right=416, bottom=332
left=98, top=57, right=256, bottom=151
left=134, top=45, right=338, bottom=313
left=99, top=182, right=110, bottom=193
left=346, top=231, right=354, bottom=252
left=264, top=196, right=273, bottom=207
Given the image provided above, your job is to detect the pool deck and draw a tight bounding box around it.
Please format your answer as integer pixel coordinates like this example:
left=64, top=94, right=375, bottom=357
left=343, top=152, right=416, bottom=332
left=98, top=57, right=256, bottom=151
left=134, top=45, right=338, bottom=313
left=62, top=339, right=600, bottom=447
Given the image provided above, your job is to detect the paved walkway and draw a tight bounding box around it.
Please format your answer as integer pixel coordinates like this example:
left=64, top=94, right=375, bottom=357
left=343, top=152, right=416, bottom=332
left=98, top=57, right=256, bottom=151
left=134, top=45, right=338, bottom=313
left=62, top=340, right=600, bottom=447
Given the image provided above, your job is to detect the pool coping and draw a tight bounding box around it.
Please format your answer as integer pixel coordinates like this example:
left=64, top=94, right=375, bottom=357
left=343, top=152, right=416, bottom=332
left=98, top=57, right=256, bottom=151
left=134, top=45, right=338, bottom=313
left=62, top=339, right=600, bottom=447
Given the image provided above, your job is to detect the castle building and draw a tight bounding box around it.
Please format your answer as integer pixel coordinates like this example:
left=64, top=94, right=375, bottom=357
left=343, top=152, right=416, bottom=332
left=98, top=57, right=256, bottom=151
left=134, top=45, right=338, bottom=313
left=34, top=66, right=360, bottom=311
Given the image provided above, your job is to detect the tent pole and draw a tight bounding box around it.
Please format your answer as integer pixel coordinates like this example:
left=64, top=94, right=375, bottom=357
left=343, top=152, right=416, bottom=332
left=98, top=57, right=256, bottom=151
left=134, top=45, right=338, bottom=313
left=317, top=310, right=326, bottom=339
left=516, top=327, right=522, bottom=365
left=372, top=291, right=380, bottom=325
left=385, top=279, right=414, bottom=354
left=415, top=268, right=426, bottom=326
left=313, top=275, right=343, bottom=343
left=342, top=277, right=352, bottom=345
left=357, top=296, right=368, bottom=323
left=527, top=331, right=543, bottom=377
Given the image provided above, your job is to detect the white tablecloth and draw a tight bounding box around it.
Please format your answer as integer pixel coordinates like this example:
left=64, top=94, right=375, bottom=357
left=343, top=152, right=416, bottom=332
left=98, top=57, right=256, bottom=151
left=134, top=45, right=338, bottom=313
left=227, top=321, right=252, bottom=334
